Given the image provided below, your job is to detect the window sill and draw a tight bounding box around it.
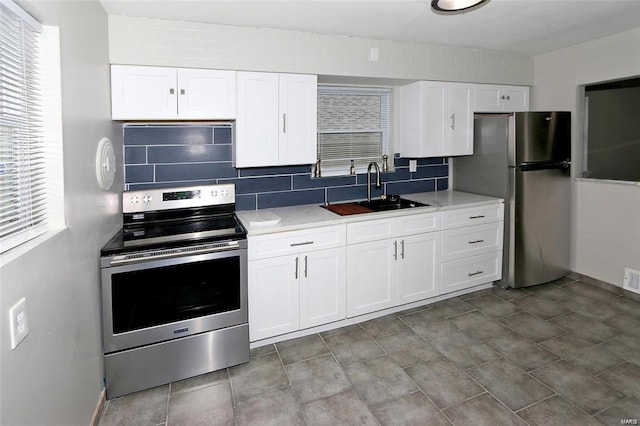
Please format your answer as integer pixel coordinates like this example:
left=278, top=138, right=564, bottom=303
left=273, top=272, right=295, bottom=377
left=0, top=226, right=68, bottom=268
left=575, top=177, right=640, bottom=187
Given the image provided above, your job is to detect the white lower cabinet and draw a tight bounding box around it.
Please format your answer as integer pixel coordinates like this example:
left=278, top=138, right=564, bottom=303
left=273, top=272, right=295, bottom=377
left=249, top=255, right=299, bottom=340
left=299, top=248, right=346, bottom=329
left=247, top=202, right=504, bottom=342
left=346, top=239, right=398, bottom=318
left=441, top=251, right=502, bottom=294
left=249, top=247, right=346, bottom=341
left=440, top=203, right=504, bottom=295
left=346, top=212, right=441, bottom=317
left=397, top=232, right=441, bottom=305
left=248, top=225, right=347, bottom=341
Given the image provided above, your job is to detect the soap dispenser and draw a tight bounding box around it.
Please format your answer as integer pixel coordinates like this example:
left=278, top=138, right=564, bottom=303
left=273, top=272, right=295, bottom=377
left=349, top=160, right=356, bottom=176
left=314, top=159, right=322, bottom=178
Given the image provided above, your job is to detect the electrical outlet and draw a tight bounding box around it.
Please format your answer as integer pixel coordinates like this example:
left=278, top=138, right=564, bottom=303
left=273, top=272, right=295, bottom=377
left=9, top=297, right=29, bottom=350
left=623, top=268, right=640, bottom=294
left=409, top=159, right=417, bottom=172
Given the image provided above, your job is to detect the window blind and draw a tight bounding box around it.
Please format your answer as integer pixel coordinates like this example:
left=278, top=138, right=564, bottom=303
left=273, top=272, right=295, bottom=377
left=0, top=0, right=46, bottom=253
left=317, top=86, right=391, bottom=172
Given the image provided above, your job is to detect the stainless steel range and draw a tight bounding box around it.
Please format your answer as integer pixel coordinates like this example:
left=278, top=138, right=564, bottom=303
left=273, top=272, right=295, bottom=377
left=100, top=184, right=249, bottom=399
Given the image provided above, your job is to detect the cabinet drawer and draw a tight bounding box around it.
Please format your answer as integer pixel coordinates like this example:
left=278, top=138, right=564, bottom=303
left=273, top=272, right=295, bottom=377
left=249, top=225, right=346, bottom=260
left=442, top=203, right=503, bottom=229
left=442, top=222, right=503, bottom=262
left=397, top=212, right=440, bottom=236
left=347, top=218, right=396, bottom=245
left=441, top=252, right=502, bottom=294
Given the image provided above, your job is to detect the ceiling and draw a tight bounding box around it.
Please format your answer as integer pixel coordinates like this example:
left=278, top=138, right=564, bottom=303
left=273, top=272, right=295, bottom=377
left=99, top=0, right=640, bottom=55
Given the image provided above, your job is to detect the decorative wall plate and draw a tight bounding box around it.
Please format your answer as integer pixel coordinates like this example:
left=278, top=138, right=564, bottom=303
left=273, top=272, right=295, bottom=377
left=96, top=137, right=116, bottom=191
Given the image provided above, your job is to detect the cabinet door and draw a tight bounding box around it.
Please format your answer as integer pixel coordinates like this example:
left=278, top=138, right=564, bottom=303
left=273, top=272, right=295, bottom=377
left=420, top=82, right=448, bottom=157
left=177, top=69, right=236, bottom=119
left=346, top=239, right=397, bottom=317
left=235, top=72, right=279, bottom=167
left=474, top=84, right=502, bottom=112
left=111, top=65, right=177, bottom=120
left=278, top=74, right=318, bottom=165
left=397, top=233, right=441, bottom=304
left=502, top=86, right=529, bottom=112
left=299, top=247, right=346, bottom=329
left=248, top=256, right=299, bottom=341
left=447, top=83, right=474, bottom=156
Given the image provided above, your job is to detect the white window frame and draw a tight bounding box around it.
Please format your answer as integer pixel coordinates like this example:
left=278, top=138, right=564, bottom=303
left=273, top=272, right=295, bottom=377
left=0, top=0, right=64, bottom=255
left=316, top=85, right=392, bottom=177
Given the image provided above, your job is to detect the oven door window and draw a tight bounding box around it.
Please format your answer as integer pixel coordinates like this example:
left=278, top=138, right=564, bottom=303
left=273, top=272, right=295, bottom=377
left=111, top=256, right=240, bottom=334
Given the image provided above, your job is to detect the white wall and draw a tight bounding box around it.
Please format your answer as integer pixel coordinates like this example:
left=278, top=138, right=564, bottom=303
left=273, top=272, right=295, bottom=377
left=532, top=28, right=640, bottom=287
left=108, top=15, right=533, bottom=86
left=0, top=1, right=122, bottom=425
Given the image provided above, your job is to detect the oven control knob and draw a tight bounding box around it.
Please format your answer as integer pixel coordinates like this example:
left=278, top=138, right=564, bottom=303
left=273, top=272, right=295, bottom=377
left=130, top=195, right=140, bottom=204
left=142, top=195, right=152, bottom=203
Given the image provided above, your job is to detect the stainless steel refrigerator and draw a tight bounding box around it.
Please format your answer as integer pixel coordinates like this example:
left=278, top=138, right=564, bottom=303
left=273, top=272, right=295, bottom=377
left=453, top=112, right=571, bottom=288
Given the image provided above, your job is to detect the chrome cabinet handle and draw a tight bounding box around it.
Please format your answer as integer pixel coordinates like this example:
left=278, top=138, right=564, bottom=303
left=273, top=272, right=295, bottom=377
left=450, top=114, right=455, bottom=130
left=290, top=241, right=313, bottom=247
left=468, top=239, right=485, bottom=244
left=393, top=241, right=398, bottom=261
left=304, top=255, right=308, bottom=278
left=169, top=88, right=175, bottom=95
left=468, top=270, right=483, bottom=277
left=469, top=215, right=485, bottom=219
left=283, top=113, right=286, bottom=133
left=295, top=257, right=299, bottom=279
left=180, top=88, right=185, bottom=95
left=400, top=240, right=405, bottom=259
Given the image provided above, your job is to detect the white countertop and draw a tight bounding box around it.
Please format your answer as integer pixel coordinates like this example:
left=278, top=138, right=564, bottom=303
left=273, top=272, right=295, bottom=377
left=236, top=190, right=503, bottom=235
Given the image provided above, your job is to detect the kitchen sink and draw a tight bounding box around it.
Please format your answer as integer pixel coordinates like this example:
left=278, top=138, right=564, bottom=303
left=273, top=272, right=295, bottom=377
left=322, top=195, right=429, bottom=216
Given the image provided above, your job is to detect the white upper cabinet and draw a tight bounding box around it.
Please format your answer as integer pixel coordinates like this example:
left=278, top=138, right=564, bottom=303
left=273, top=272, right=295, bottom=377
left=474, top=84, right=529, bottom=112
left=235, top=72, right=317, bottom=168
left=110, top=65, right=236, bottom=120
left=399, top=81, right=474, bottom=158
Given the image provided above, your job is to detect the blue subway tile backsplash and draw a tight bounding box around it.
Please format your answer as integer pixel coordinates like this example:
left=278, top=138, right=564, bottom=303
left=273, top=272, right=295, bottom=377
left=123, top=124, right=449, bottom=210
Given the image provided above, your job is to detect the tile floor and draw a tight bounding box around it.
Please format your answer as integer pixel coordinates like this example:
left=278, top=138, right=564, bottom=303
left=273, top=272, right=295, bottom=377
left=98, top=276, right=640, bottom=425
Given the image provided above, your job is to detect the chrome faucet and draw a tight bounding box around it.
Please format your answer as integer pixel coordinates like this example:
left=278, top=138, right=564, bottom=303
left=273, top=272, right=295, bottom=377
left=367, top=161, right=381, bottom=202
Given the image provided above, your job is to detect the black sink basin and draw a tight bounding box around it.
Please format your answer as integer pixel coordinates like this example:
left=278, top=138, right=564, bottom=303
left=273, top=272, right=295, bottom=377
left=356, top=197, right=427, bottom=211
left=322, top=195, right=429, bottom=216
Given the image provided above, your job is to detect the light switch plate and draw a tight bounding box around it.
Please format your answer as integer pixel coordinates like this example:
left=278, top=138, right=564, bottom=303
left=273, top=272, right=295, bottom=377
left=9, top=297, right=29, bottom=350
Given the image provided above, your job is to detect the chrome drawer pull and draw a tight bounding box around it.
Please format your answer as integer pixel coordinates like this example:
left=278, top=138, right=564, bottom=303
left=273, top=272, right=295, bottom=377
left=290, top=241, right=314, bottom=247
left=469, top=215, right=485, bottom=219
left=468, top=239, right=485, bottom=244
left=468, top=270, right=484, bottom=277
left=393, top=240, right=398, bottom=261
left=295, top=257, right=299, bottom=279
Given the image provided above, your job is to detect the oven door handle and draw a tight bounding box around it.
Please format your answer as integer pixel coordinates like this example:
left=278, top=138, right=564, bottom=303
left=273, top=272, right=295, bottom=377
left=108, top=241, right=243, bottom=266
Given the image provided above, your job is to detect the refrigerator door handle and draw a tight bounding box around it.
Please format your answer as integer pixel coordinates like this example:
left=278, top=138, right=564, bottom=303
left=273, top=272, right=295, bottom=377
left=510, top=161, right=571, bottom=171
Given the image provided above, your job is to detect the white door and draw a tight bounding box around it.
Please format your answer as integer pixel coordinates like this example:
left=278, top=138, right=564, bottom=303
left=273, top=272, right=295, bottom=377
left=299, top=247, right=346, bottom=329
left=397, top=233, right=441, bottom=304
left=111, top=65, right=177, bottom=120
left=177, top=69, right=236, bottom=119
left=278, top=74, right=318, bottom=165
left=447, top=83, right=474, bottom=156
left=235, top=71, right=279, bottom=167
left=346, top=239, right=397, bottom=317
left=248, top=256, right=300, bottom=341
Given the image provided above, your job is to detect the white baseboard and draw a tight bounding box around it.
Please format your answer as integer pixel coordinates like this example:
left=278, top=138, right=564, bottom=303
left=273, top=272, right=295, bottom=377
left=90, top=389, right=106, bottom=426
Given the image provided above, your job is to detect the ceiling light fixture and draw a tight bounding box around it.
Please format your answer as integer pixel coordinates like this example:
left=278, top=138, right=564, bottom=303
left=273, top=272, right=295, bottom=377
left=431, top=0, right=489, bottom=13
